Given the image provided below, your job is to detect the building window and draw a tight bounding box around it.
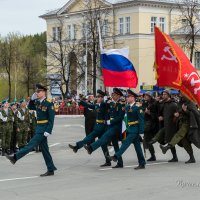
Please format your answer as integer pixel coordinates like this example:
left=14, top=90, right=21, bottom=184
left=151, top=17, right=157, bottom=33
left=119, top=18, right=124, bottom=34
left=67, top=25, right=71, bottom=40
left=159, top=17, right=165, bottom=32
left=72, top=24, right=76, bottom=40
left=119, top=17, right=131, bottom=35
left=67, top=24, right=76, bottom=40
left=195, top=52, right=200, bottom=70
left=52, top=27, right=61, bottom=41
left=151, top=17, right=166, bottom=33
left=102, top=19, right=108, bottom=36
left=125, top=17, right=130, bottom=34
left=82, top=23, right=89, bottom=38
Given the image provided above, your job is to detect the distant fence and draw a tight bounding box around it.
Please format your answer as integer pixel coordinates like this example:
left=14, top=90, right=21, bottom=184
left=55, top=106, right=84, bottom=115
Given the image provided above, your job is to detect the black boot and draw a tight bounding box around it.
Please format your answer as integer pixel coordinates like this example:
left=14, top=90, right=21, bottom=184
left=40, top=171, right=54, bottom=177
left=68, top=144, right=78, bottom=153
left=134, top=165, right=145, bottom=170
left=112, top=163, right=123, bottom=168
left=147, top=154, right=156, bottom=161
left=168, top=147, right=178, bottom=162
left=100, top=162, right=111, bottom=167
left=83, top=145, right=92, bottom=154
left=5, top=154, right=16, bottom=164
left=2, top=149, right=5, bottom=156
left=185, top=154, right=196, bottom=164
left=160, top=144, right=173, bottom=154
left=147, top=144, right=156, bottom=161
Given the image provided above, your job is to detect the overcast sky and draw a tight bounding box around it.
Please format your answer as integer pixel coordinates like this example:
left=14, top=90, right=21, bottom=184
left=0, top=0, right=69, bottom=36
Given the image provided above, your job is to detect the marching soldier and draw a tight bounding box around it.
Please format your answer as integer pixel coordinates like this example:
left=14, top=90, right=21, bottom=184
left=84, top=88, right=124, bottom=168
left=0, top=100, right=13, bottom=155
left=10, top=102, right=19, bottom=153
left=6, top=84, right=57, bottom=177
left=84, top=93, right=96, bottom=138
left=29, top=109, right=37, bottom=141
left=149, top=90, right=179, bottom=162
left=143, top=92, right=159, bottom=161
left=69, top=90, right=111, bottom=167
left=160, top=99, right=196, bottom=164
left=16, top=98, right=30, bottom=149
left=108, top=89, right=146, bottom=170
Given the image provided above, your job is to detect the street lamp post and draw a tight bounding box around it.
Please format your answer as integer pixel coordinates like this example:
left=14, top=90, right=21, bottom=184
left=84, top=28, right=88, bottom=96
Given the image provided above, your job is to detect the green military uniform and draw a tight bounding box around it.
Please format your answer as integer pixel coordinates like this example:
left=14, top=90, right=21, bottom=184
left=6, top=84, right=57, bottom=176
left=115, top=103, right=145, bottom=165
left=17, top=106, right=30, bottom=148
left=0, top=110, right=3, bottom=151
left=0, top=108, right=3, bottom=148
left=0, top=101, right=13, bottom=155
left=87, top=88, right=125, bottom=167
left=14, top=97, right=57, bottom=172
left=113, top=90, right=146, bottom=167
left=10, top=102, right=19, bottom=153
left=76, top=100, right=110, bottom=164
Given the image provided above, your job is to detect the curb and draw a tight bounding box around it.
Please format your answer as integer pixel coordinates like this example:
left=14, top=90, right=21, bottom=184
left=55, top=115, right=84, bottom=118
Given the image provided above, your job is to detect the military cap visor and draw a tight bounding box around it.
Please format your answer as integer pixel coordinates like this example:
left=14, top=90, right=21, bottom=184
left=127, top=89, right=138, bottom=98
left=97, top=89, right=105, bottom=97
left=36, top=83, right=47, bottom=91
left=113, top=88, right=123, bottom=96
left=20, top=98, right=26, bottom=103
left=2, top=99, right=9, bottom=104
left=10, top=102, right=17, bottom=106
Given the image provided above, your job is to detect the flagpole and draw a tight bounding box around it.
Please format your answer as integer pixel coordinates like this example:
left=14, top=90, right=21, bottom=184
left=97, top=18, right=103, bottom=51
left=97, top=18, right=107, bottom=95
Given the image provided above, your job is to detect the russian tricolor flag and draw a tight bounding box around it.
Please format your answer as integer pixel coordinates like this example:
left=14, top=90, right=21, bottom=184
left=101, top=48, right=138, bottom=88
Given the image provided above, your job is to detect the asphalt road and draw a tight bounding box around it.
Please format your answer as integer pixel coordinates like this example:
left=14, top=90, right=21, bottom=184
left=0, top=116, right=200, bottom=200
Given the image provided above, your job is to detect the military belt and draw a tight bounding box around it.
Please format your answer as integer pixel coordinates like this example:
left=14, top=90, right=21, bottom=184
left=96, top=120, right=105, bottom=124
left=128, top=121, right=139, bottom=126
left=37, top=120, right=48, bottom=124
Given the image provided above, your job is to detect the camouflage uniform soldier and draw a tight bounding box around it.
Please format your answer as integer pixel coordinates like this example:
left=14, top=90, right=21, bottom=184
left=0, top=100, right=13, bottom=155
left=10, top=102, right=19, bottom=153
left=17, top=99, right=30, bottom=149
left=29, top=110, right=37, bottom=141
left=0, top=109, right=3, bottom=152
left=29, top=110, right=40, bottom=152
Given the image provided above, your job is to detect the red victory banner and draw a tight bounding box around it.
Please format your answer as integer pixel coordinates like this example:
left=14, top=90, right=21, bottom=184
left=154, top=26, right=200, bottom=106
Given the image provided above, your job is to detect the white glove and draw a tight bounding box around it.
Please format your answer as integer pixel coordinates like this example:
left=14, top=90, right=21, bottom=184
left=44, top=132, right=50, bottom=137
left=2, top=117, right=8, bottom=122
left=104, top=96, right=108, bottom=102
left=17, top=111, right=22, bottom=119
left=12, top=117, right=14, bottom=122
left=31, top=92, right=37, bottom=100
left=0, top=112, right=3, bottom=120
left=107, top=120, right=111, bottom=125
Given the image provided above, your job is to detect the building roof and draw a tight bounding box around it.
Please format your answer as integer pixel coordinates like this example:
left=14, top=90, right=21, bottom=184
left=40, top=0, right=187, bottom=18
left=171, top=25, right=200, bottom=36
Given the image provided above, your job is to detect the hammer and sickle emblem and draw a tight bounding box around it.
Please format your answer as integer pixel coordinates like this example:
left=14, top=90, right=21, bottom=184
left=161, top=46, right=178, bottom=63
left=187, top=72, right=200, bottom=95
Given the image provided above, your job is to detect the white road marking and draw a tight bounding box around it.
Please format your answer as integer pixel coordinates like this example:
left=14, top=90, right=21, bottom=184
left=99, top=162, right=169, bottom=171
left=49, top=143, right=60, bottom=147
left=0, top=176, right=38, bottom=182
left=64, top=124, right=85, bottom=129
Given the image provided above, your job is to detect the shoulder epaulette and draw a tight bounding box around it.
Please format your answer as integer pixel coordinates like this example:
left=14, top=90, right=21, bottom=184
left=46, top=99, right=52, bottom=103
